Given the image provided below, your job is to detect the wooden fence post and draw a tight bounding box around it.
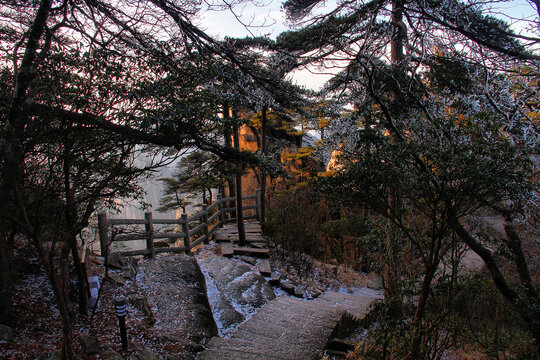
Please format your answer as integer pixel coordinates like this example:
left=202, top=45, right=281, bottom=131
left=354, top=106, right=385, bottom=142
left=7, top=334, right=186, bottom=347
left=98, top=212, right=109, bottom=256
left=217, top=194, right=224, bottom=228
left=203, top=204, right=209, bottom=244
left=255, top=189, right=261, bottom=222
left=145, top=212, right=154, bottom=258
left=181, top=213, right=191, bottom=255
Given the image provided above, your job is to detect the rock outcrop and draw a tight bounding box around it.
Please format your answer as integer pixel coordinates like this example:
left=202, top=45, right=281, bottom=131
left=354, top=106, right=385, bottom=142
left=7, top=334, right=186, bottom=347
left=197, top=252, right=275, bottom=336
left=137, top=255, right=217, bottom=343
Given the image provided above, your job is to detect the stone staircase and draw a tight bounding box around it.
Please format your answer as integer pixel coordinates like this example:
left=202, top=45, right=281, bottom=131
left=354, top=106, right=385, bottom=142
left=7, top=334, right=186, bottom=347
left=197, top=291, right=382, bottom=360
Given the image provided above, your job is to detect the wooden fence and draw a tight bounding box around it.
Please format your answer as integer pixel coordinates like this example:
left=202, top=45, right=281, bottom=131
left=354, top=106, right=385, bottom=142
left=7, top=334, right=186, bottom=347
left=97, top=190, right=261, bottom=257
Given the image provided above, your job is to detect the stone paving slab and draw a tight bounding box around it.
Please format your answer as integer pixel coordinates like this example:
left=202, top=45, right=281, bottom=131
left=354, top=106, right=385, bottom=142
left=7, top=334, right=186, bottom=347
left=203, top=338, right=320, bottom=360
left=197, top=291, right=381, bottom=360
left=233, top=247, right=269, bottom=258
left=218, top=242, right=233, bottom=257
left=258, top=258, right=271, bottom=275
left=199, top=222, right=382, bottom=360
left=315, top=290, right=383, bottom=320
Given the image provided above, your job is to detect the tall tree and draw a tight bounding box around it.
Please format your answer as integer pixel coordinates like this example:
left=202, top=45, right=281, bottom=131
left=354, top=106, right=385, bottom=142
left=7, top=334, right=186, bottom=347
left=278, top=0, right=540, bottom=355
left=0, top=1, right=270, bottom=358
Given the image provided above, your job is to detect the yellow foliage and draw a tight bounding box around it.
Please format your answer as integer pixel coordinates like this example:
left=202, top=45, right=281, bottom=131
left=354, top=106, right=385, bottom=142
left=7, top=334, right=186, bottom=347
left=528, top=110, right=540, bottom=125
left=284, top=146, right=314, bottom=160
left=291, top=181, right=309, bottom=190
left=318, top=118, right=329, bottom=128
left=318, top=170, right=336, bottom=177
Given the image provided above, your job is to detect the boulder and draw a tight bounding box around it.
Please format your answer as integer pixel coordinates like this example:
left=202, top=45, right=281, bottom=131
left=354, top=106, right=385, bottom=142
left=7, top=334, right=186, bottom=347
left=279, top=279, right=295, bottom=294
left=268, top=271, right=282, bottom=285
left=227, top=272, right=275, bottom=307
left=293, top=285, right=306, bottom=298
left=109, top=273, right=127, bottom=286
left=237, top=255, right=257, bottom=265
left=0, top=324, right=13, bottom=341
left=107, top=252, right=137, bottom=271
left=34, top=353, right=59, bottom=360
left=135, top=349, right=158, bottom=360
left=198, top=255, right=275, bottom=335
left=310, top=288, right=322, bottom=298
left=106, top=252, right=129, bottom=269
left=122, top=257, right=138, bottom=279
left=102, top=350, right=125, bottom=360
left=128, top=293, right=156, bottom=326
left=368, top=276, right=383, bottom=290
left=79, top=334, right=100, bottom=355
left=136, top=255, right=217, bottom=344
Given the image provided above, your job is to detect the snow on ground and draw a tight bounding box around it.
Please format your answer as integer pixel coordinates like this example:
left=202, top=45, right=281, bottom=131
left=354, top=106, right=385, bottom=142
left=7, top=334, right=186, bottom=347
left=195, top=242, right=381, bottom=338
left=197, top=259, right=228, bottom=336
left=195, top=244, right=274, bottom=337
left=2, top=235, right=380, bottom=358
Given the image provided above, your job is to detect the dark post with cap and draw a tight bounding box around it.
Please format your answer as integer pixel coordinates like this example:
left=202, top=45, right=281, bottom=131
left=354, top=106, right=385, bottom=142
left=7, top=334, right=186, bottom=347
left=114, top=296, right=128, bottom=350
left=217, top=193, right=224, bottom=228
left=202, top=204, right=209, bottom=244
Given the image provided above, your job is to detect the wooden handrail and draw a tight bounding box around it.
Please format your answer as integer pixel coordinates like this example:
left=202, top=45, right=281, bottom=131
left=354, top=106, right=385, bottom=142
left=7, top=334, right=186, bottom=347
left=97, top=191, right=260, bottom=257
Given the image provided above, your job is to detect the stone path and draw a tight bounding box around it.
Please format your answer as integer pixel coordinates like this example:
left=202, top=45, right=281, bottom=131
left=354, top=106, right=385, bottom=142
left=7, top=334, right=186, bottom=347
left=197, top=291, right=382, bottom=360
left=215, top=221, right=271, bottom=275
left=198, top=221, right=383, bottom=359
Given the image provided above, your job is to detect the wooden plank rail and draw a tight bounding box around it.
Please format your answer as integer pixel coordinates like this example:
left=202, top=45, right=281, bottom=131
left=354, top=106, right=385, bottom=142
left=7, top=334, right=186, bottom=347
left=97, top=191, right=261, bottom=257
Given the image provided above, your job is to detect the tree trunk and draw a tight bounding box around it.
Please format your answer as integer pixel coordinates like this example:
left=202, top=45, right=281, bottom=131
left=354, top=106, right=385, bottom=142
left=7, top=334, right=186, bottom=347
left=70, top=240, right=87, bottom=315
left=390, top=0, right=406, bottom=65
left=223, top=103, right=236, bottom=218
left=502, top=217, right=539, bottom=302
left=232, top=118, right=246, bottom=246
left=383, top=0, right=407, bottom=299
left=207, top=188, right=213, bottom=204
left=449, top=211, right=540, bottom=346
left=260, top=105, right=268, bottom=224
left=34, top=237, right=74, bottom=360
left=63, top=137, right=88, bottom=315
left=58, top=244, right=74, bottom=360
left=405, top=262, right=438, bottom=360
left=0, top=0, right=53, bottom=329
left=0, top=232, right=12, bottom=324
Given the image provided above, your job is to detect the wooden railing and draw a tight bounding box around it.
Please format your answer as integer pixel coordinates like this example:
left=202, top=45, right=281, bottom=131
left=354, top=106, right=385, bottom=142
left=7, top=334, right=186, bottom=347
left=97, top=190, right=261, bottom=257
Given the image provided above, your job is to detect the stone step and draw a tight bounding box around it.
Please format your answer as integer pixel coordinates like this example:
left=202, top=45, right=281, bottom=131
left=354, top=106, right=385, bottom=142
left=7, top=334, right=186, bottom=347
left=197, top=290, right=381, bottom=360
left=328, top=338, right=357, bottom=352
left=233, top=247, right=269, bottom=258
left=325, top=349, right=349, bottom=357
left=258, top=259, right=271, bottom=276
left=219, top=242, right=233, bottom=257
left=315, top=290, right=382, bottom=320
left=200, top=222, right=382, bottom=360
left=198, top=348, right=284, bottom=360
left=204, top=337, right=320, bottom=360
left=215, top=234, right=265, bottom=242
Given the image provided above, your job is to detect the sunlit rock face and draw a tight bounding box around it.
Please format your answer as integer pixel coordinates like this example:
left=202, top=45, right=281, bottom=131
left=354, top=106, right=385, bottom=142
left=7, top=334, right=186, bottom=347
left=326, top=149, right=344, bottom=172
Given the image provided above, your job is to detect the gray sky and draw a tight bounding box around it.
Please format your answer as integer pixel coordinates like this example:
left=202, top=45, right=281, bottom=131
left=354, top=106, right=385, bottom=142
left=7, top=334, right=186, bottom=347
left=197, top=0, right=539, bottom=90
left=198, top=0, right=538, bottom=41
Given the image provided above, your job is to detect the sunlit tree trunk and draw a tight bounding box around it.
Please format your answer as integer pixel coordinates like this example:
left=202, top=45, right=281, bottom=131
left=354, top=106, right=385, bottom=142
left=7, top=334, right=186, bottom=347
left=260, top=105, right=268, bottom=223
left=223, top=103, right=236, bottom=218
left=232, top=109, right=246, bottom=246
